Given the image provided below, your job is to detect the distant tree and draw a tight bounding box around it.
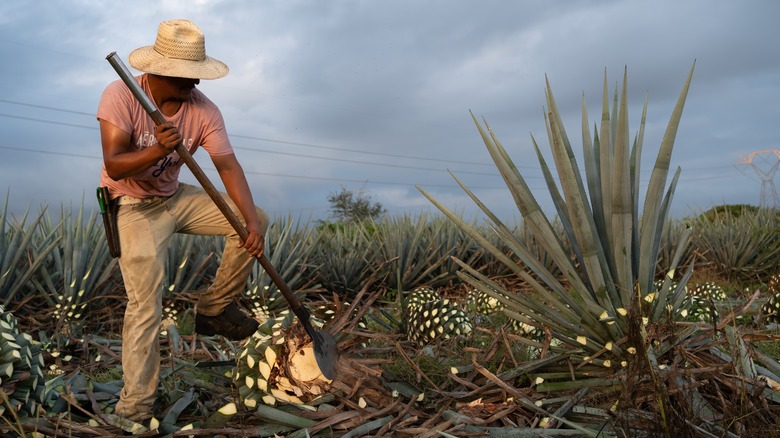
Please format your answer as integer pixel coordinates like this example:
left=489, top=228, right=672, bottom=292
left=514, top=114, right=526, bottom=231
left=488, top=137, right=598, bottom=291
left=327, top=187, right=386, bottom=223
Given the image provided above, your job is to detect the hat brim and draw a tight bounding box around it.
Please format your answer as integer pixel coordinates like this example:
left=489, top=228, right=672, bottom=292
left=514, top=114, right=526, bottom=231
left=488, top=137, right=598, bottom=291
left=129, top=46, right=229, bottom=80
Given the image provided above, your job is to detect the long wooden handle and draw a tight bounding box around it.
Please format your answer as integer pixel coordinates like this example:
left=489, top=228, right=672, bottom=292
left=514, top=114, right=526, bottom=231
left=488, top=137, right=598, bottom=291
left=105, top=52, right=307, bottom=315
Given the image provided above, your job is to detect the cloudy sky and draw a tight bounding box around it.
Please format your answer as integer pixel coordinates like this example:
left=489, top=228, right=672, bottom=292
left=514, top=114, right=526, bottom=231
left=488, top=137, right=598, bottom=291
left=1, top=0, right=779, bottom=225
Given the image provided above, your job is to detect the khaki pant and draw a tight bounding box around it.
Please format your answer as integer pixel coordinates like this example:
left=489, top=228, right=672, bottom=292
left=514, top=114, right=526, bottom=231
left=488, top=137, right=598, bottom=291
left=114, top=183, right=269, bottom=421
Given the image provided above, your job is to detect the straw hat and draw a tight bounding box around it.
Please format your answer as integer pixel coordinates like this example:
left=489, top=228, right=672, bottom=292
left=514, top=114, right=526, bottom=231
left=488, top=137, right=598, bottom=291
left=129, top=19, right=228, bottom=80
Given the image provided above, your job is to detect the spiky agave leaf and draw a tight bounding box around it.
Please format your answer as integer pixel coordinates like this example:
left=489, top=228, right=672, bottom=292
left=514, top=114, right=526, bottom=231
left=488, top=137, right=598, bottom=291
left=233, top=312, right=331, bottom=408
left=418, top=64, right=696, bottom=364
left=0, top=305, right=48, bottom=417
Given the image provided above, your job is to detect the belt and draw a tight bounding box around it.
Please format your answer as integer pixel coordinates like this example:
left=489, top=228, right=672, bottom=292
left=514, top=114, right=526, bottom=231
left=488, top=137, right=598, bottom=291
left=117, top=195, right=172, bottom=205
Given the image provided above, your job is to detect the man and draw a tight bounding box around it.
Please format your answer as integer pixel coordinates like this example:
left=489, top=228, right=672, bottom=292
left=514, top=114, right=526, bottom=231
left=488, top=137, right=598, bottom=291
left=97, top=19, right=268, bottom=422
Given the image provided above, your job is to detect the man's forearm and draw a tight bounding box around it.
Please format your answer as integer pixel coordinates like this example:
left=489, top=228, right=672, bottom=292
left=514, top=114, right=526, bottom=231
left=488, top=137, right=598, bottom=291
left=219, top=166, right=259, bottom=227
left=106, top=147, right=171, bottom=180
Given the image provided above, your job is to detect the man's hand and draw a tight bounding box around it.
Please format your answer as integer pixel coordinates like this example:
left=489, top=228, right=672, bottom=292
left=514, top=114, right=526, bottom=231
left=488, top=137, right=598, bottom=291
left=100, top=120, right=180, bottom=181
left=154, top=123, right=182, bottom=155
left=240, top=221, right=265, bottom=257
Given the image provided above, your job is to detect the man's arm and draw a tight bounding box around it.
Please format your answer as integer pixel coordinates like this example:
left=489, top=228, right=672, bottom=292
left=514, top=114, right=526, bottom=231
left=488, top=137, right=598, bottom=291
left=212, top=153, right=265, bottom=257
left=100, top=120, right=179, bottom=180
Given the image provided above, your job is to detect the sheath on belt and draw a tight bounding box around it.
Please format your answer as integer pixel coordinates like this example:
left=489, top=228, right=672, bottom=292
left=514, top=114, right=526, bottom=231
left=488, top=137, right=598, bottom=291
left=96, top=187, right=121, bottom=258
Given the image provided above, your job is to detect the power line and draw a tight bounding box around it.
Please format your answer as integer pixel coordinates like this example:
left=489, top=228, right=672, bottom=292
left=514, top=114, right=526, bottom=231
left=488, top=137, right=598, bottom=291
left=0, top=100, right=752, bottom=180
left=0, top=99, right=94, bottom=116
left=231, top=145, right=504, bottom=177
left=230, top=133, right=498, bottom=168
left=0, top=142, right=747, bottom=188
left=0, top=100, right=500, bottom=167
left=0, top=145, right=99, bottom=160
left=0, top=111, right=492, bottom=173
left=0, top=111, right=507, bottom=175
left=0, top=113, right=95, bottom=130
left=0, top=144, right=509, bottom=190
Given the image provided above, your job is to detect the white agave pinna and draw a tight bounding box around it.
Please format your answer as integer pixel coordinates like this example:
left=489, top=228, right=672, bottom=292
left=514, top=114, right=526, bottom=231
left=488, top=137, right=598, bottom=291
left=403, top=287, right=473, bottom=345
left=690, top=281, right=727, bottom=301
left=761, top=292, right=780, bottom=324
left=233, top=311, right=331, bottom=408
left=406, top=299, right=473, bottom=345
left=763, top=273, right=780, bottom=324
left=404, top=286, right=439, bottom=309
left=467, top=287, right=505, bottom=315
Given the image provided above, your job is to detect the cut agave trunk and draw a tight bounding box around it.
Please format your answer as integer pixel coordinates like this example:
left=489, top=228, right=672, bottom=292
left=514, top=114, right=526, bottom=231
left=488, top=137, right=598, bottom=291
left=233, top=312, right=331, bottom=408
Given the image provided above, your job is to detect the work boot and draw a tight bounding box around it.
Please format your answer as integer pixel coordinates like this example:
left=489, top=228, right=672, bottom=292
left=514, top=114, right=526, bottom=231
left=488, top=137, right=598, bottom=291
left=195, top=303, right=259, bottom=340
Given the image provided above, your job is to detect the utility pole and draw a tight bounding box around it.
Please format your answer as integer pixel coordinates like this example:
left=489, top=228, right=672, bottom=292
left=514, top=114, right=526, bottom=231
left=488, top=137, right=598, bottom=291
left=737, top=149, right=780, bottom=209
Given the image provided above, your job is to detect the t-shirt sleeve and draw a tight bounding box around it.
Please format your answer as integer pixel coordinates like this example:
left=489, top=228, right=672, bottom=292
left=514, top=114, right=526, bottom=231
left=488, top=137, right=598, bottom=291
left=96, top=79, right=135, bottom=134
left=199, top=107, right=234, bottom=156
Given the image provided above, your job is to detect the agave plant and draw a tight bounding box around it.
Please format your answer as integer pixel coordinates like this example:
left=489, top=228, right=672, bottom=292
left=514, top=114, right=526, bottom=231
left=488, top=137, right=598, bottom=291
left=421, top=65, right=698, bottom=362
left=31, top=202, right=118, bottom=337
left=163, top=233, right=214, bottom=298
left=254, top=215, right=319, bottom=294
left=375, top=213, right=455, bottom=294
left=311, top=220, right=377, bottom=298
left=404, top=286, right=440, bottom=308
left=161, top=233, right=215, bottom=326
left=419, top=64, right=780, bottom=433
left=769, top=272, right=780, bottom=294
left=691, top=207, right=780, bottom=281
left=422, top=216, right=485, bottom=287
left=0, top=195, right=60, bottom=311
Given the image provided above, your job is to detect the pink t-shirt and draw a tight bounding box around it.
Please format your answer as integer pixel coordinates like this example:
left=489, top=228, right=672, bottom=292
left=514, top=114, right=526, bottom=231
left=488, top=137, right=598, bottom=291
left=97, top=74, right=233, bottom=199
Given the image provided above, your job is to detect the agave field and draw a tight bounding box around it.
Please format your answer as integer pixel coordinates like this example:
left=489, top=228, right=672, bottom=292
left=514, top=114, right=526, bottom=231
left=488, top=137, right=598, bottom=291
left=2, top=65, right=780, bottom=437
